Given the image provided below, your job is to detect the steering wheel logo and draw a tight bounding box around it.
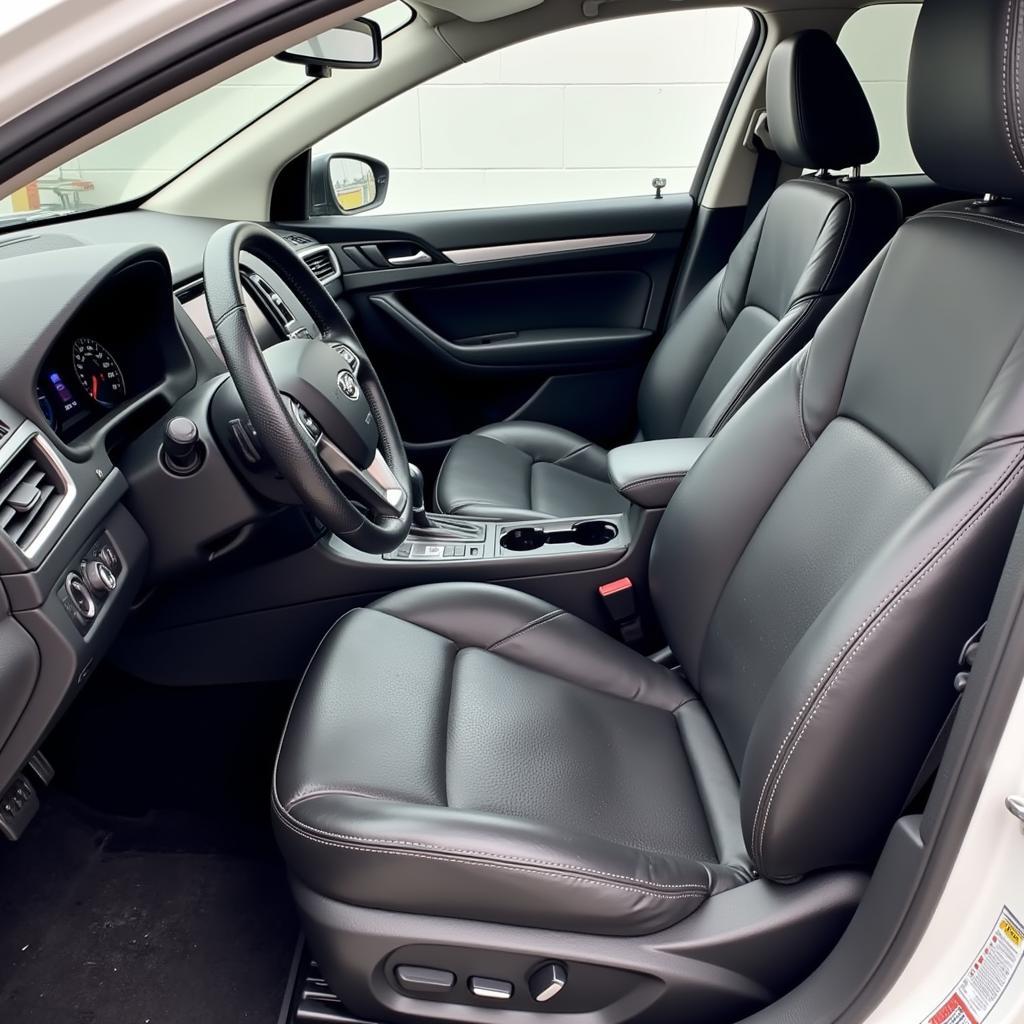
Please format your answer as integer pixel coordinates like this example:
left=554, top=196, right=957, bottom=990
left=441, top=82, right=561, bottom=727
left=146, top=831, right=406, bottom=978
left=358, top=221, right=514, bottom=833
left=337, top=371, right=360, bottom=401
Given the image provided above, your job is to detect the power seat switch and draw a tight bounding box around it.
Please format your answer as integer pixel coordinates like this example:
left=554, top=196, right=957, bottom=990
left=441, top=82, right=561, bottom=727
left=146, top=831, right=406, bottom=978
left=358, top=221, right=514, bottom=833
left=395, top=965, right=455, bottom=994
left=529, top=962, right=567, bottom=1003
left=0, top=773, right=40, bottom=841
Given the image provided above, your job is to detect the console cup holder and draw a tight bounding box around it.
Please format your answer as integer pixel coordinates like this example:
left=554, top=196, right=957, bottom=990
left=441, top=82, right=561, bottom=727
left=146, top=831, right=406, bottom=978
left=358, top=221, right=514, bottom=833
left=500, top=520, right=619, bottom=552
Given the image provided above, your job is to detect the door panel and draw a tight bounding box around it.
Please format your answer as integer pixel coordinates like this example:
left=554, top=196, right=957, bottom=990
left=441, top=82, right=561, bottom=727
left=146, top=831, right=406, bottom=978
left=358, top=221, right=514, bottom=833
left=286, top=194, right=692, bottom=472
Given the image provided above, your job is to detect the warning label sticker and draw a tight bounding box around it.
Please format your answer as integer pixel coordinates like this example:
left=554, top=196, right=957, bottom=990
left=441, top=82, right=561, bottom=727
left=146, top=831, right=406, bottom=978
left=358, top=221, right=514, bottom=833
left=922, top=907, right=1024, bottom=1024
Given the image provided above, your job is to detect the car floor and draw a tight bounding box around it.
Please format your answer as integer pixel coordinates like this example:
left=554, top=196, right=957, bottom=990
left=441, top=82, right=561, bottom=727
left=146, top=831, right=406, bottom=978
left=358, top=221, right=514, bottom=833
left=0, top=669, right=299, bottom=1023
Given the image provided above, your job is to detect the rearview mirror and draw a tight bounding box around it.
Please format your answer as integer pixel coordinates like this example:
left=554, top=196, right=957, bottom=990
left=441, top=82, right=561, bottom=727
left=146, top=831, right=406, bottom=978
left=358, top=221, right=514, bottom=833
left=277, top=19, right=381, bottom=77
left=310, top=153, right=390, bottom=216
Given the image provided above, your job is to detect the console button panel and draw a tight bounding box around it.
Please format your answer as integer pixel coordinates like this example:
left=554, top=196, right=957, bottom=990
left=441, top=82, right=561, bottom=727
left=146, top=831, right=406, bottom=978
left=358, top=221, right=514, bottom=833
left=57, top=530, right=124, bottom=635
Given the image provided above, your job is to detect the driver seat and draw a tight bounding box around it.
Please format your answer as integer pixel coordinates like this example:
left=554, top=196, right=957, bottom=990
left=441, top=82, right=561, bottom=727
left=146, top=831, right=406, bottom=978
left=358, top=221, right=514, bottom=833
left=274, top=2, right=1024, bottom=1020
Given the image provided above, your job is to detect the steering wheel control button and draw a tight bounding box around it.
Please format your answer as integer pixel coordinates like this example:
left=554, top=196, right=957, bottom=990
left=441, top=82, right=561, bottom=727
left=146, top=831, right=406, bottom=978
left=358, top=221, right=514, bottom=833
left=529, top=963, right=567, bottom=1003
left=65, top=572, right=96, bottom=621
left=83, top=559, right=117, bottom=595
left=395, top=966, right=455, bottom=994
left=469, top=977, right=513, bottom=1001
left=293, top=403, right=322, bottom=442
left=337, top=370, right=360, bottom=401
left=330, top=343, right=361, bottom=374
left=228, top=417, right=264, bottom=467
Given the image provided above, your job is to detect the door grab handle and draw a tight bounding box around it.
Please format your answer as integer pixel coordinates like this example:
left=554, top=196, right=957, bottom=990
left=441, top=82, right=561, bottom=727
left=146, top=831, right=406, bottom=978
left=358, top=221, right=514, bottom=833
left=387, top=250, right=433, bottom=266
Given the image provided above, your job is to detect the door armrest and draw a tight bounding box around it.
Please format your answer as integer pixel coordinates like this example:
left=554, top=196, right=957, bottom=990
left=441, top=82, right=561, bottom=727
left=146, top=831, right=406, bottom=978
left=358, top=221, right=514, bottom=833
left=608, top=437, right=712, bottom=509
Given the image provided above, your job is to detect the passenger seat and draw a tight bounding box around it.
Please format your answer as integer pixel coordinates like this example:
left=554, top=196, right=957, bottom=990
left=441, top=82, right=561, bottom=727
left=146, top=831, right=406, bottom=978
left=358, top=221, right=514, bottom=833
left=435, top=30, right=903, bottom=521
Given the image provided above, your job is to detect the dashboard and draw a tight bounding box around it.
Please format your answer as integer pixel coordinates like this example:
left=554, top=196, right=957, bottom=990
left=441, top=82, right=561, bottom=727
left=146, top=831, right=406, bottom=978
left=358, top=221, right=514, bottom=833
left=0, top=212, right=344, bottom=807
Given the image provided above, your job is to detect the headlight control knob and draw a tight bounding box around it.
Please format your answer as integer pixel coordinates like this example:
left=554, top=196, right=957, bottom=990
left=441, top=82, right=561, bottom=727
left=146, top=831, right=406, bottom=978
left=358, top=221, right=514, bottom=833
left=83, top=559, right=117, bottom=595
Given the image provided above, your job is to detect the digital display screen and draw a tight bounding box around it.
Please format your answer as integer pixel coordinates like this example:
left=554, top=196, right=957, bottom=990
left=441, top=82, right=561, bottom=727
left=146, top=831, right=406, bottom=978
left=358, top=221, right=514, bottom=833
left=49, top=371, right=79, bottom=415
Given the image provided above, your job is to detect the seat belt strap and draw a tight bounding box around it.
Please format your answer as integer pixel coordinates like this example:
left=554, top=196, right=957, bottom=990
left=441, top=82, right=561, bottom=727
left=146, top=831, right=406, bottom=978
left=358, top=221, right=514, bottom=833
left=742, top=111, right=780, bottom=232
left=904, top=621, right=986, bottom=810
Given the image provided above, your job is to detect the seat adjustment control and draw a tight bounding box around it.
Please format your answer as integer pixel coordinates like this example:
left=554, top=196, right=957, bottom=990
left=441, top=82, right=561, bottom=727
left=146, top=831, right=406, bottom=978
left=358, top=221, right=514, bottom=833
left=529, top=962, right=567, bottom=1002
left=395, top=965, right=455, bottom=994
left=469, top=977, right=513, bottom=1000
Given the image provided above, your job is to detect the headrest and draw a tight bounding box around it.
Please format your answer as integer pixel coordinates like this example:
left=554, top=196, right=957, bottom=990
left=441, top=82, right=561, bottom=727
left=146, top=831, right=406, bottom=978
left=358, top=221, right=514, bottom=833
left=766, top=30, right=879, bottom=170
left=909, top=0, right=1024, bottom=200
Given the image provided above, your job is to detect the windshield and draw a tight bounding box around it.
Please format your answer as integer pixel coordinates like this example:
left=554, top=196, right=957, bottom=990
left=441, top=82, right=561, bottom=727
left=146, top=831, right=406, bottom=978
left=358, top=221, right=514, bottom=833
left=0, top=2, right=413, bottom=228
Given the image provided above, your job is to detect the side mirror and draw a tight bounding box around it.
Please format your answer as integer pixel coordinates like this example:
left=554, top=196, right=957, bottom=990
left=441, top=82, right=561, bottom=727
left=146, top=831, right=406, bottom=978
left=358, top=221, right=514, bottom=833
left=311, top=153, right=389, bottom=216
left=277, top=19, right=381, bottom=77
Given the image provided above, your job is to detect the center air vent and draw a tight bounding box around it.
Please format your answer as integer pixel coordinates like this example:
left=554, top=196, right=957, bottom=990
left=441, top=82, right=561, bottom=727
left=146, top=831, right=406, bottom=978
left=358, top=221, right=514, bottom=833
left=301, top=246, right=340, bottom=284
left=0, top=436, right=72, bottom=555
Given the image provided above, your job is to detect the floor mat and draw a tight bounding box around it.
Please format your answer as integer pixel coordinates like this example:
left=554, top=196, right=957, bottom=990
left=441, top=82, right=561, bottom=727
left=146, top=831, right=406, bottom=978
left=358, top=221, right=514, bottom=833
left=0, top=798, right=297, bottom=1023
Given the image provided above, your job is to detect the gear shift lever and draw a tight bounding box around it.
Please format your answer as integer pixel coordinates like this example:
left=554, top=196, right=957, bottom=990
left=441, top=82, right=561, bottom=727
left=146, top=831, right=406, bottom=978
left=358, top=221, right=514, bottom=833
left=408, top=463, right=432, bottom=529
left=404, top=462, right=486, bottom=541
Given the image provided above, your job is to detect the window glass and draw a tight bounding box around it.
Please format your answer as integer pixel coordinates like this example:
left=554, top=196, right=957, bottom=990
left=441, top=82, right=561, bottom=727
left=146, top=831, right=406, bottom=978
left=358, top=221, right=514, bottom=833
left=838, top=3, right=922, bottom=176
left=314, top=8, right=752, bottom=214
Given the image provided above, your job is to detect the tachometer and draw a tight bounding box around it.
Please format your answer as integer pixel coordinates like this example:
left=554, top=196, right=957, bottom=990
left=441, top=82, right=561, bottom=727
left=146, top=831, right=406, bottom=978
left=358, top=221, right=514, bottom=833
left=72, top=337, right=126, bottom=408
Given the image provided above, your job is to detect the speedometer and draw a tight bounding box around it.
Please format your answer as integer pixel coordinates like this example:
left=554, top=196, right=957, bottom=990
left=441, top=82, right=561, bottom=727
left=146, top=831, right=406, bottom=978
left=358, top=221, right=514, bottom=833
left=72, top=338, right=126, bottom=409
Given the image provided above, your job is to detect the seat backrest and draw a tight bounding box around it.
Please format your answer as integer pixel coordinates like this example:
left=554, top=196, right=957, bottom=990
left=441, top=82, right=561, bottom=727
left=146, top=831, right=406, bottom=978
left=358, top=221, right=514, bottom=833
left=636, top=30, right=901, bottom=442
left=650, top=0, right=1024, bottom=882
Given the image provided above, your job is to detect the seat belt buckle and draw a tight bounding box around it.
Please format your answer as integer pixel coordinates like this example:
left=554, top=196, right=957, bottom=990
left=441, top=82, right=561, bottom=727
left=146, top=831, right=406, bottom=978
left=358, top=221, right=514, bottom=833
left=598, top=577, right=644, bottom=646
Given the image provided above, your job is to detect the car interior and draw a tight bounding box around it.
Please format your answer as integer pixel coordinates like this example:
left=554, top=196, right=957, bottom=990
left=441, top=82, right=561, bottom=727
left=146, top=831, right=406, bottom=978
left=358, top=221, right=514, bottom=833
left=1, top=0, right=1023, bottom=1021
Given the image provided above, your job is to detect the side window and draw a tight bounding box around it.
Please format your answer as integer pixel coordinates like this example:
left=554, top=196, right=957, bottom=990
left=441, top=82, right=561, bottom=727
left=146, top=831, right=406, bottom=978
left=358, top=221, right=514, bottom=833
left=313, top=8, right=752, bottom=215
left=838, top=3, right=922, bottom=176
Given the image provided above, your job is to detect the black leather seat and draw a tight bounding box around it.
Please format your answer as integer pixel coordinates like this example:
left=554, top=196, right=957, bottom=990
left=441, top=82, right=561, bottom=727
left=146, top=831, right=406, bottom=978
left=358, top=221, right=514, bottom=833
left=434, top=30, right=902, bottom=521
left=275, top=2, right=1024, bottom=1019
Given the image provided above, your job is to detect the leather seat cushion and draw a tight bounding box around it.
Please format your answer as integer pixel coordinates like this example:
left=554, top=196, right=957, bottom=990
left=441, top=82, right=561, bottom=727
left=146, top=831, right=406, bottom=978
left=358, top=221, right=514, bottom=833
left=435, top=421, right=630, bottom=520
left=273, top=583, right=746, bottom=936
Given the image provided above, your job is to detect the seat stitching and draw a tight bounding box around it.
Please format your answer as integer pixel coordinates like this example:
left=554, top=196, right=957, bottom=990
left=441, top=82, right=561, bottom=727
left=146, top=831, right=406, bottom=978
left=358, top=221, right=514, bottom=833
left=916, top=210, right=1024, bottom=237
left=621, top=474, right=687, bottom=495
left=553, top=443, right=595, bottom=467
left=1003, top=0, right=1024, bottom=176
left=708, top=301, right=818, bottom=436
left=753, top=443, right=1024, bottom=866
left=488, top=610, right=565, bottom=651
left=796, top=355, right=812, bottom=450
left=820, top=193, right=857, bottom=294
left=750, top=441, right=1024, bottom=850
left=273, top=805, right=709, bottom=894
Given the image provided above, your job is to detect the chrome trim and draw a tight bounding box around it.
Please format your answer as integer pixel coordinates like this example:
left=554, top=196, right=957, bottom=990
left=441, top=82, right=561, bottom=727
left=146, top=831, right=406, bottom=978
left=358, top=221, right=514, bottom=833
left=1007, top=795, right=1024, bottom=831
left=387, top=249, right=433, bottom=266
left=0, top=433, right=78, bottom=560
left=443, top=232, right=655, bottom=266
left=300, top=244, right=341, bottom=284
left=65, top=572, right=96, bottom=620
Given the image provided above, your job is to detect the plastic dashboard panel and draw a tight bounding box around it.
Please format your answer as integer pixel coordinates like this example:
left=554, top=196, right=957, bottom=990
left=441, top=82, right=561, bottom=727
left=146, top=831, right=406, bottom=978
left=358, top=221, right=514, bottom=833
left=0, top=239, right=197, bottom=794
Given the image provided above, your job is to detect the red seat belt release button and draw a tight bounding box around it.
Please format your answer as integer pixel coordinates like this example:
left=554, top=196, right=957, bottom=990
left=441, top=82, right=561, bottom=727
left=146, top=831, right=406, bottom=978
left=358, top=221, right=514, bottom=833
left=598, top=577, right=643, bottom=644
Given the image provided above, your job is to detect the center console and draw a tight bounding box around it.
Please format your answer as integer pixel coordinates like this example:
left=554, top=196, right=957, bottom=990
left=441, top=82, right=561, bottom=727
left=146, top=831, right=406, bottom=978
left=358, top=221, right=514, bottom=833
left=384, top=515, right=628, bottom=563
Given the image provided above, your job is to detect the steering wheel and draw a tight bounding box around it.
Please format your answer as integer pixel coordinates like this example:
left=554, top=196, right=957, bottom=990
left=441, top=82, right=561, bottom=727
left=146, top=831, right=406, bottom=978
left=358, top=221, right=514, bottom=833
left=203, top=222, right=412, bottom=554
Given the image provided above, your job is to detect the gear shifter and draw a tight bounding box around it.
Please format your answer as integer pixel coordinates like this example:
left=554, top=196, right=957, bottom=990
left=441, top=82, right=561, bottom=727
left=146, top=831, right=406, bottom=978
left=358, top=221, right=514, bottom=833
left=408, top=463, right=432, bottom=530
left=406, top=463, right=486, bottom=541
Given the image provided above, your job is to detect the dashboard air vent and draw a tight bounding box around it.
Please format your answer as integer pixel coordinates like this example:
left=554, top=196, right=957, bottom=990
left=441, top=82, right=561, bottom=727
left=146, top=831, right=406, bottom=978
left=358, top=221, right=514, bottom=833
left=0, top=437, right=70, bottom=554
left=302, top=246, right=340, bottom=284
left=0, top=420, right=9, bottom=443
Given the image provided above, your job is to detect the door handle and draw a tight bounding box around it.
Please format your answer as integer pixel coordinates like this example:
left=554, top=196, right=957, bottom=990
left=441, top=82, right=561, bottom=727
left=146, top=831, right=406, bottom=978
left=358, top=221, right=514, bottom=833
left=387, top=249, right=433, bottom=267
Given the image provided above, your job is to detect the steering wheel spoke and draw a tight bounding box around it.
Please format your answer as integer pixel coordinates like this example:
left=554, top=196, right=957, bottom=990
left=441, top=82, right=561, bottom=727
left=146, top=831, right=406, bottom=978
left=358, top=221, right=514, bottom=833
left=291, top=400, right=406, bottom=517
